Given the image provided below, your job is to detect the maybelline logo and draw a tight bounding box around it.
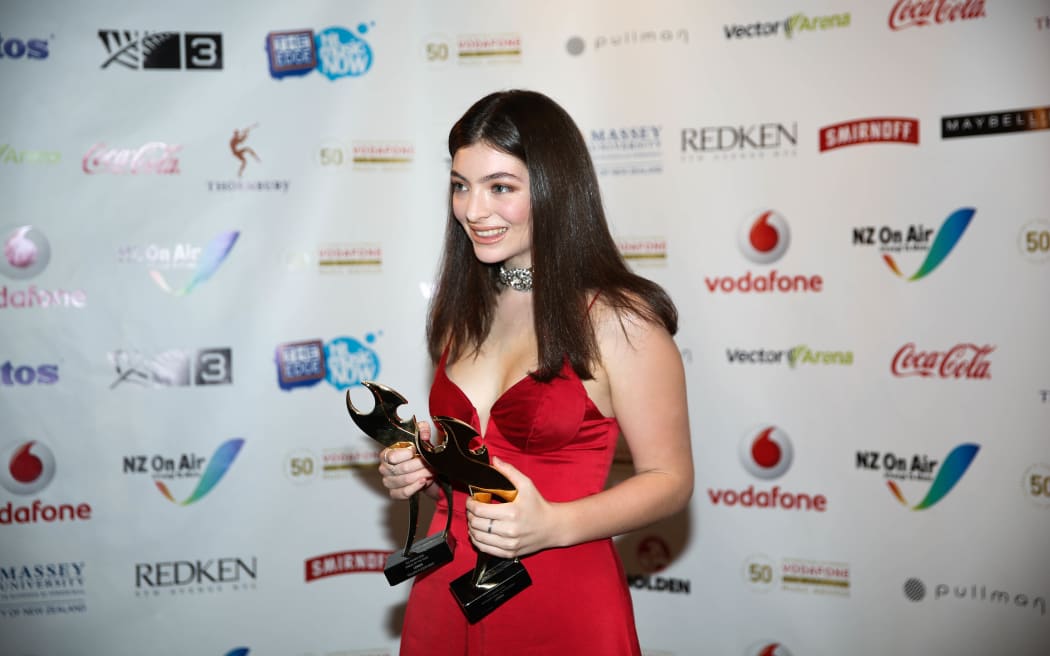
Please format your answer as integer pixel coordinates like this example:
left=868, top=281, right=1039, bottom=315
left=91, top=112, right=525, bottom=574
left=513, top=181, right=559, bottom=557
left=588, top=126, right=662, bottom=176
left=109, top=348, right=232, bottom=388
left=98, top=30, right=222, bottom=70
left=889, top=0, right=986, bottom=30
left=724, top=12, right=850, bottom=39
left=820, top=117, right=919, bottom=151
left=726, top=346, right=853, bottom=367
left=681, top=123, right=797, bottom=161
left=566, top=28, right=688, bottom=55
left=0, top=562, right=87, bottom=618
left=135, top=557, right=256, bottom=596
left=942, top=105, right=1049, bottom=139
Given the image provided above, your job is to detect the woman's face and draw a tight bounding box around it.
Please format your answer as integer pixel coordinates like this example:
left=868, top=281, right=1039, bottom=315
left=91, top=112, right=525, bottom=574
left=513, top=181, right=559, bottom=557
left=450, top=143, right=532, bottom=269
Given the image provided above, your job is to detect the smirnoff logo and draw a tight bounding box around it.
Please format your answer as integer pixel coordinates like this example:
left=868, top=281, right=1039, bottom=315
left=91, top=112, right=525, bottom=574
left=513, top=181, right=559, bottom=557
left=82, top=142, right=182, bottom=175
left=820, top=117, right=919, bottom=151
left=890, top=343, right=994, bottom=379
left=888, top=0, right=987, bottom=31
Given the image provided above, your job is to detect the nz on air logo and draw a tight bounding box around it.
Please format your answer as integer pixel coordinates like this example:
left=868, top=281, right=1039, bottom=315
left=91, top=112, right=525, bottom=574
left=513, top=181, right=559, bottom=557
left=853, top=207, right=974, bottom=281
left=141, top=230, right=239, bottom=296
left=857, top=443, right=980, bottom=510
left=265, top=24, right=375, bottom=80
left=123, top=439, right=244, bottom=506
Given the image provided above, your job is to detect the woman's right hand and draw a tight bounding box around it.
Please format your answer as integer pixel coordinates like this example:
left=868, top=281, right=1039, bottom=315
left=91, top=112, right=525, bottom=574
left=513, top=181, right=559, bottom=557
left=378, top=420, right=437, bottom=500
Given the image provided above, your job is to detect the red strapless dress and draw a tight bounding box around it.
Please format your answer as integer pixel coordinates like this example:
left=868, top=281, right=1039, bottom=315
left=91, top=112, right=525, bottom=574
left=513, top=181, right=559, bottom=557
left=398, top=350, right=641, bottom=655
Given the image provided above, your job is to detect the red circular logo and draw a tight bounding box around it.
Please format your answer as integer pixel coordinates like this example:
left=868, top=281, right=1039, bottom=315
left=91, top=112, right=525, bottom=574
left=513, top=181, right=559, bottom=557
left=739, top=426, right=793, bottom=480
left=0, top=440, right=56, bottom=494
left=738, top=210, right=790, bottom=264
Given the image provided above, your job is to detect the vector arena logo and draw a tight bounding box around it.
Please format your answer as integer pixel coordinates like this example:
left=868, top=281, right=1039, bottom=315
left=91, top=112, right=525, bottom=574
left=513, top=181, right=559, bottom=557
left=705, top=211, right=824, bottom=293
left=708, top=426, right=828, bottom=512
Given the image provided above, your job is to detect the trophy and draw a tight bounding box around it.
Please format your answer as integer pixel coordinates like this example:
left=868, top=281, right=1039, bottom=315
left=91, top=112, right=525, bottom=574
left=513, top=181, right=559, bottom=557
left=346, top=381, right=455, bottom=585
left=420, top=415, right=532, bottom=623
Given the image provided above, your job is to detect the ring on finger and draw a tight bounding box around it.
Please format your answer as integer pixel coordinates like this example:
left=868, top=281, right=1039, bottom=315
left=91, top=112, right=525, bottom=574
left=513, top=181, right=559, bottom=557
left=487, top=518, right=494, bottom=534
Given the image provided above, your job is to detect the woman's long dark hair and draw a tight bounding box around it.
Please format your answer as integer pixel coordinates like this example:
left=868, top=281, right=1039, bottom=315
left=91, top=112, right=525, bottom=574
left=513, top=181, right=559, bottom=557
left=427, top=89, right=677, bottom=381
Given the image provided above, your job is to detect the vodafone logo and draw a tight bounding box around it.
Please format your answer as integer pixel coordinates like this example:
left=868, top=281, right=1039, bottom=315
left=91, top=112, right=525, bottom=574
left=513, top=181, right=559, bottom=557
left=0, top=440, right=56, bottom=494
left=705, top=211, right=823, bottom=293
left=739, top=426, right=793, bottom=479
left=708, top=425, right=828, bottom=512
left=738, top=210, right=790, bottom=264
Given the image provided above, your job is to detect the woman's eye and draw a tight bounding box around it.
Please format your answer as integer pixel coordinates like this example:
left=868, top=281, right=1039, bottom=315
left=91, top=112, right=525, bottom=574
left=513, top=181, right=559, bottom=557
left=492, top=183, right=511, bottom=193
left=450, top=181, right=466, bottom=192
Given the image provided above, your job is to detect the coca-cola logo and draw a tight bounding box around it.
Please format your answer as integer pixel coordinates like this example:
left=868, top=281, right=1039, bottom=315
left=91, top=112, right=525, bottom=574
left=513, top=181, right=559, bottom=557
left=888, top=0, right=987, bottom=31
left=82, top=142, right=182, bottom=175
left=890, top=343, right=994, bottom=379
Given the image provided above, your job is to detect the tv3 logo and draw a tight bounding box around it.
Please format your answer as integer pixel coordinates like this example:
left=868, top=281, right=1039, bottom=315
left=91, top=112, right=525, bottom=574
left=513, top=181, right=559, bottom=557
left=98, top=30, right=222, bottom=70
left=109, top=348, right=232, bottom=388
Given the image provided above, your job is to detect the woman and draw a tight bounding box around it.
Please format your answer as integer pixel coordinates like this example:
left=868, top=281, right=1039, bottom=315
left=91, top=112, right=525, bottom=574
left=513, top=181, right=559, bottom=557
left=379, top=89, right=693, bottom=655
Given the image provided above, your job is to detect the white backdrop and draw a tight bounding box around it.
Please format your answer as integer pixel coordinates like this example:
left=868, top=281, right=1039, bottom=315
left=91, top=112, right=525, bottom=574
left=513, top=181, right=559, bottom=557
left=2, top=1, right=1049, bottom=655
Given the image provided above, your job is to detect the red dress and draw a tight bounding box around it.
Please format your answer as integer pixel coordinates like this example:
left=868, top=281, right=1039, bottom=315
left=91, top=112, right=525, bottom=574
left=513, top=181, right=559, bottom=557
left=398, top=350, right=641, bottom=655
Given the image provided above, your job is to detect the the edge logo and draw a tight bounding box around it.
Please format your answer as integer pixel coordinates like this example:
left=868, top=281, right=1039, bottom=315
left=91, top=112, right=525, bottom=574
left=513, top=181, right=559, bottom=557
left=275, top=335, right=382, bottom=391
left=853, top=207, right=973, bottom=281
left=0, top=35, right=50, bottom=60
left=706, top=211, right=823, bottom=293
left=98, top=30, right=222, bottom=70
left=123, top=439, right=245, bottom=506
left=858, top=443, right=979, bottom=510
left=708, top=426, right=828, bottom=512
left=266, top=24, right=375, bottom=81
left=0, top=440, right=93, bottom=524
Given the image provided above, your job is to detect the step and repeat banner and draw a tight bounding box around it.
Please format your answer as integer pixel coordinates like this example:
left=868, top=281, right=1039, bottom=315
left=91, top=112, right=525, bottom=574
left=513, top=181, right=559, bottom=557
left=2, top=1, right=1049, bottom=654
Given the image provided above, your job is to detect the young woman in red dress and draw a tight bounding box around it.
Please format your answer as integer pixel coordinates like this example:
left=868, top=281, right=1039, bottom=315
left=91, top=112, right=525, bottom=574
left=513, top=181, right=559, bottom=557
left=378, top=89, right=693, bottom=655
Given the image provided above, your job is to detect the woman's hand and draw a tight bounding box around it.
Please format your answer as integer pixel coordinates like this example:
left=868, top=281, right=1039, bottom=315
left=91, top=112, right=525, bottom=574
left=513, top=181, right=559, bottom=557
left=464, top=457, right=561, bottom=559
left=378, top=420, right=436, bottom=500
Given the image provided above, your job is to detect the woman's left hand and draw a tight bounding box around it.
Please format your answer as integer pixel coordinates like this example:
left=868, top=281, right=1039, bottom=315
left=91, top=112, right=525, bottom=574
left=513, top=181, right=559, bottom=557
left=465, top=457, right=560, bottom=559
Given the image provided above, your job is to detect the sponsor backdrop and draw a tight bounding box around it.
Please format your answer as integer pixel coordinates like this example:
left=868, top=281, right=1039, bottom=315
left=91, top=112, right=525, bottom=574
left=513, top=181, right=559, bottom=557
left=1, top=0, right=1048, bottom=655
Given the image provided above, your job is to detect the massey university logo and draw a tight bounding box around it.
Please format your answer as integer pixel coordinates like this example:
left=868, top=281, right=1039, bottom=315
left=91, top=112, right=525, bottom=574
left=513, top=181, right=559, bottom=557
left=147, top=230, right=239, bottom=296
left=98, top=30, right=223, bottom=69
left=265, top=24, right=375, bottom=80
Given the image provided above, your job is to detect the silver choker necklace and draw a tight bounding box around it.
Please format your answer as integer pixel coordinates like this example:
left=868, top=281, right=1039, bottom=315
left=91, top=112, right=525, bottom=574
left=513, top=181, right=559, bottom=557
left=498, top=265, right=534, bottom=292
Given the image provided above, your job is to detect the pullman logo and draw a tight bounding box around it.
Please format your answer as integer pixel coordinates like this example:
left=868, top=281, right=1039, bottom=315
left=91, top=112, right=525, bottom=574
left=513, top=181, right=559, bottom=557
left=903, top=577, right=1046, bottom=617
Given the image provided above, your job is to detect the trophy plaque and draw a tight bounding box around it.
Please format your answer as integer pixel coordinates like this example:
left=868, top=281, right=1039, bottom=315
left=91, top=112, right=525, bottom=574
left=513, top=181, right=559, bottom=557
left=420, top=415, right=532, bottom=623
left=346, top=381, right=455, bottom=585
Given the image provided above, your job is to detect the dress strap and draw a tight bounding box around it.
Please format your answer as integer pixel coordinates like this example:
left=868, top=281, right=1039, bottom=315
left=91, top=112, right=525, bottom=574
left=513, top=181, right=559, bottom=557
left=586, top=291, right=601, bottom=314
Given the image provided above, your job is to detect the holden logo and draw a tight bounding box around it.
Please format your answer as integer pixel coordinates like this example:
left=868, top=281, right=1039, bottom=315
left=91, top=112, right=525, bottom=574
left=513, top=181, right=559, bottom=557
left=1, top=225, right=51, bottom=279
left=0, top=440, right=57, bottom=494
left=739, top=426, right=793, bottom=479
left=738, top=210, right=790, bottom=264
